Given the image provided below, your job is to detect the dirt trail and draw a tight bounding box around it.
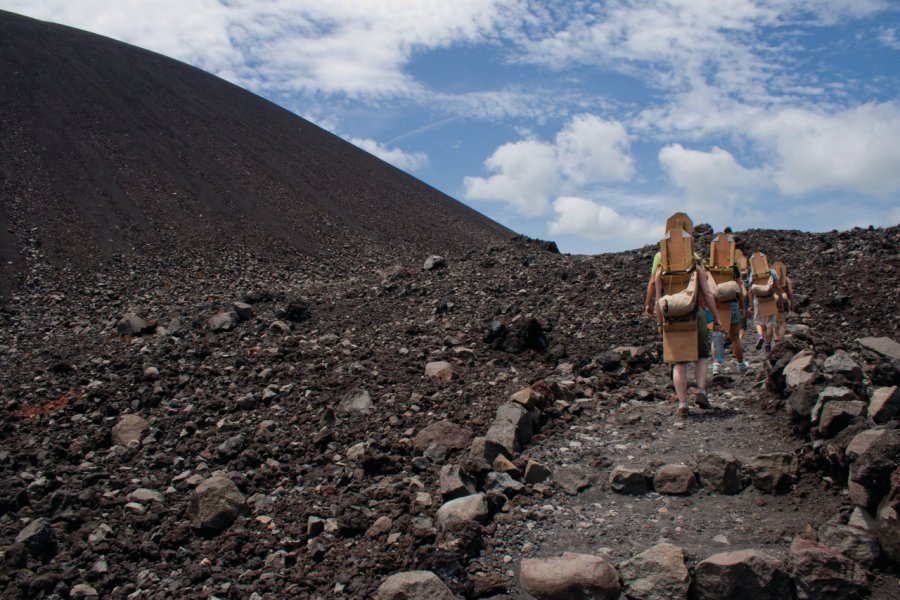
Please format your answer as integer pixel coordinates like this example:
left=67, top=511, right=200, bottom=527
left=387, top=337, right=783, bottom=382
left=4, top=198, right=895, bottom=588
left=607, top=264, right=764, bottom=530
left=478, top=332, right=897, bottom=599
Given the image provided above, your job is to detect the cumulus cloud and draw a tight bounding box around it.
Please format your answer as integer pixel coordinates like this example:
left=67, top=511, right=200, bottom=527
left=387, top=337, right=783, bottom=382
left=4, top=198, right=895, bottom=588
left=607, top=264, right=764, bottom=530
left=659, top=144, right=764, bottom=207
left=463, top=114, right=634, bottom=215
left=463, top=139, right=560, bottom=216
left=752, top=102, right=900, bottom=196
left=548, top=197, right=657, bottom=247
left=348, top=137, right=428, bottom=172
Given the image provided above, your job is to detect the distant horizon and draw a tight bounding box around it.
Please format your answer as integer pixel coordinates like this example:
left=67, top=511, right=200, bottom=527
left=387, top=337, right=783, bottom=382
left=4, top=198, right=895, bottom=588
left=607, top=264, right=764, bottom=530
left=3, top=1, right=899, bottom=254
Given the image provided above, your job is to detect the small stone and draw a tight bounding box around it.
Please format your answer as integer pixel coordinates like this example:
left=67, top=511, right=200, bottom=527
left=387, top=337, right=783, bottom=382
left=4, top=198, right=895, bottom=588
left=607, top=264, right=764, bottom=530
left=609, top=466, right=650, bottom=495
left=425, top=361, right=454, bottom=382
left=111, top=414, right=149, bottom=447
left=376, top=570, right=455, bottom=600
left=524, top=460, right=551, bottom=484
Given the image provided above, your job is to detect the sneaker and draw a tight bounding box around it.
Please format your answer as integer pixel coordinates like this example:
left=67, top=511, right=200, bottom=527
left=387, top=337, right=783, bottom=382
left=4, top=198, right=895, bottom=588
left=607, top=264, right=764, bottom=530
left=694, top=390, right=711, bottom=409
left=676, top=405, right=689, bottom=417
left=764, top=343, right=771, bottom=353
left=712, top=362, right=721, bottom=375
left=754, top=336, right=765, bottom=350
left=738, top=360, right=749, bottom=373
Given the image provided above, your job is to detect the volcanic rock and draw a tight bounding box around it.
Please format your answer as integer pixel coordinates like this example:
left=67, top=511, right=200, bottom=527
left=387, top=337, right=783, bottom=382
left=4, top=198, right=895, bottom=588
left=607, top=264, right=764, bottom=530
left=868, top=386, right=900, bottom=424
left=747, top=453, right=797, bottom=493
left=111, top=414, right=149, bottom=447
left=617, top=542, right=690, bottom=600
left=376, top=570, right=456, bottom=600
left=413, top=420, right=473, bottom=453
left=653, top=464, right=697, bottom=495
left=15, top=518, right=57, bottom=559
left=692, top=549, right=792, bottom=600
left=790, top=536, right=869, bottom=599
left=610, top=466, right=651, bottom=495
left=696, top=452, right=743, bottom=494
left=520, top=552, right=620, bottom=600
left=188, top=475, right=247, bottom=533
left=435, top=493, right=488, bottom=528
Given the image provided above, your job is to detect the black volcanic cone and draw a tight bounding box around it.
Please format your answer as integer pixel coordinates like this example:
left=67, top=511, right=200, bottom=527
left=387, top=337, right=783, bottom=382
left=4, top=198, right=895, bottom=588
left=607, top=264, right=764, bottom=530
left=0, top=10, right=511, bottom=296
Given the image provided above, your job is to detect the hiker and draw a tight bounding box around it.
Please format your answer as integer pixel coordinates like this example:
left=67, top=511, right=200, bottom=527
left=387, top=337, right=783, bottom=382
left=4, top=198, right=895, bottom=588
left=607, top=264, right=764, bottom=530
left=747, top=252, right=785, bottom=353
left=772, top=261, right=795, bottom=340
left=708, top=228, right=748, bottom=375
left=645, top=251, right=662, bottom=318
left=653, top=214, right=722, bottom=417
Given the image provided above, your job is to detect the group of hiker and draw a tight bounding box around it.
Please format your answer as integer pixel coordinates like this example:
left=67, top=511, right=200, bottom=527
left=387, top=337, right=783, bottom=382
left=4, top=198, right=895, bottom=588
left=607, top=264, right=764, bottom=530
left=645, top=213, right=796, bottom=417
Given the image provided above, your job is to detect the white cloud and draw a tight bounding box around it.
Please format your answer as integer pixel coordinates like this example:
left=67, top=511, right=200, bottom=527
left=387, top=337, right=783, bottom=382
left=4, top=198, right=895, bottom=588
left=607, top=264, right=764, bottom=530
left=348, top=137, right=428, bottom=172
left=752, top=102, right=900, bottom=196
left=659, top=143, right=764, bottom=206
left=463, top=114, right=634, bottom=215
left=556, top=115, right=635, bottom=185
left=548, top=197, right=657, bottom=246
left=463, top=139, right=560, bottom=215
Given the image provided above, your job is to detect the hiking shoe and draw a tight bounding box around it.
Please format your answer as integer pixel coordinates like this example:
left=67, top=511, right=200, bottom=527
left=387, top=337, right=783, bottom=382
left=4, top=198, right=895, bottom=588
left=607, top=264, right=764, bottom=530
left=764, top=343, right=771, bottom=353
left=738, top=360, right=749, bottom=373
left=754, top=336, right=765, bottom=350
left=694, top=390, right=711, bottom=409
left=712, top=362, right=721, bottom=375
left=676, top=405, right=689, bottom=418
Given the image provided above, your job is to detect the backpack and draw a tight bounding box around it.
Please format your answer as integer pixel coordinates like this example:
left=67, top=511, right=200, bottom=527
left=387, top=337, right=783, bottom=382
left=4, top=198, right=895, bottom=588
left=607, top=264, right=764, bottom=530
left=749, top=253, right=776, bottom=298
left=708, top=233, right=741, bottom=303
left=657, top=226, right=698, bottom=319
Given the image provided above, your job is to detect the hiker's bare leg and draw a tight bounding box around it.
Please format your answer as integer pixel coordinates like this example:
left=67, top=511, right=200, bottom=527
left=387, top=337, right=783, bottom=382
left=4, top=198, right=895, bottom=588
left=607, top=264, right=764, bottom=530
left=673, top=363, right=689, bottom=405
left=730, top=325, right=743, bottom=362
left=696, top=358, right=708, bottom=391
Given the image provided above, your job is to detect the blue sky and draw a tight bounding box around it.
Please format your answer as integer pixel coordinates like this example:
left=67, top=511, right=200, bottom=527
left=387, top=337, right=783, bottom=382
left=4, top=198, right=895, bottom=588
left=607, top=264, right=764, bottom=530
left=4, top=1, right=900, bottom=254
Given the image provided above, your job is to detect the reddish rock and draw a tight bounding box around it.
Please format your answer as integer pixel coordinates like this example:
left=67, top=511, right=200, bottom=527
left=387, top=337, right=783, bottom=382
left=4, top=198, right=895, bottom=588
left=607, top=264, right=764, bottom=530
left=520, top=552, right=620, bottom=600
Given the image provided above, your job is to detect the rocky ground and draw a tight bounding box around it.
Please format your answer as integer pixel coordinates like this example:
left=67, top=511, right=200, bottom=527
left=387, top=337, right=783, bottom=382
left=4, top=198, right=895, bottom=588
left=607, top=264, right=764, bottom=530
left=0, top=225, right=898, bottom=599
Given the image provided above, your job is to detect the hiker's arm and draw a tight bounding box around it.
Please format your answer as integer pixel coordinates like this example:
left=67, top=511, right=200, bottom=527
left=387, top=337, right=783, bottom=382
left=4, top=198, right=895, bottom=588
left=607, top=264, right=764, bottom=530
left=698, top=268, right=722, bottom=329
left=653, top=271, right=664, bottom=334
left=645, top=275, right=655, bottom=317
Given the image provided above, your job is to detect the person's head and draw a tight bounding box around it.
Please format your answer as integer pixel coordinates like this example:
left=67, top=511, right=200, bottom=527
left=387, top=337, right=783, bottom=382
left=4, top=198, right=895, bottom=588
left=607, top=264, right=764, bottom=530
left=723, top=226, right=733, bottom=234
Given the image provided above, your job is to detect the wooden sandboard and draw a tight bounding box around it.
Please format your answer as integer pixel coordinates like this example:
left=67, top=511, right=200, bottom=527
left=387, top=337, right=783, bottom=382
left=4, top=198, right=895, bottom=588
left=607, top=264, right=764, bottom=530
left=757, top=297, right=777, bottom=317
left=663, top=323, right=699, bottom=364
left=665, top=212, right=694, bottom=235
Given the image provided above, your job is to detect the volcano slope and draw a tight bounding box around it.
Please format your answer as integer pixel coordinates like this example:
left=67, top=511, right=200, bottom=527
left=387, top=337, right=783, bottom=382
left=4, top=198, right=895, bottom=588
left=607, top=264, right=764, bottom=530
left=0, top=223, right=898, bottom=599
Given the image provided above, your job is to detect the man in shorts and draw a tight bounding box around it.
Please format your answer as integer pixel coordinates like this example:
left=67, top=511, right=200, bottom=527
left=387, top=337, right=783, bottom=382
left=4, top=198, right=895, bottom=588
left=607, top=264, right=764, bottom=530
left=748, top=260, right=784, bottom=353
left=653, top=254, right=722, bottom=417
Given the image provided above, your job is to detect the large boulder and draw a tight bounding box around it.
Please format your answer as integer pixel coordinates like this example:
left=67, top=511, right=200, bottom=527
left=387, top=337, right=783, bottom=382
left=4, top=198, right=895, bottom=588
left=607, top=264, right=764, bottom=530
left=188, top=475, right=247, bottom=533
left=789, top=537, right=868, bottom=600
left=520, top=552, right=620, bottom=600
left=692, top=549, right=792, bottom=600
left=376, top=570, right=456, bottom=600
left=618, top=542, right=689, bottom=600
